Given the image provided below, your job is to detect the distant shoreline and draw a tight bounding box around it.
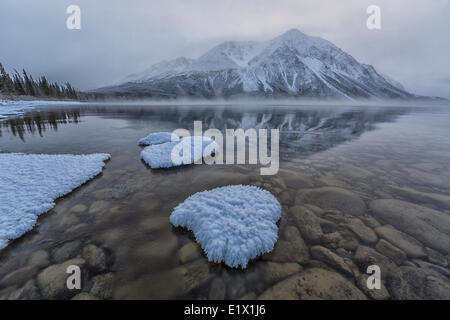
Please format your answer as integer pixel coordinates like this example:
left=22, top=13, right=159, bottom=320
left=0, top=98, right=83, bottom=120
left=0, top=93, right=80, bottom=103
left=1, top=93, right=448, bottom=111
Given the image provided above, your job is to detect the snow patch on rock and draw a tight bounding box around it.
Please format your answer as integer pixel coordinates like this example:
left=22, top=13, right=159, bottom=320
left=170, top=185, right=282, bottom=268
left=140, top=136, right=217, bottom=169
left=138, top=132, right=173, bottom=146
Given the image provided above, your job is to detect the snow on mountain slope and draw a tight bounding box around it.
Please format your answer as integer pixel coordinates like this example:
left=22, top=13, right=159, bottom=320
left=380, top=73, right=406, bottom=91
left=95, top=29, right=414, bottom=100
left=188, top=41, right=263, bottom=71
left=122, top=57, right=194, bottom=83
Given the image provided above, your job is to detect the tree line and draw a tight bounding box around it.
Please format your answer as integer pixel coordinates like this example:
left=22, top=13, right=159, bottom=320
left=0, top=62, right=80, bottom=100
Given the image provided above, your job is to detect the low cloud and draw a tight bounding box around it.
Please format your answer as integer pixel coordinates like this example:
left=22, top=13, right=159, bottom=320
left=0, top=0, right=449, bottom=98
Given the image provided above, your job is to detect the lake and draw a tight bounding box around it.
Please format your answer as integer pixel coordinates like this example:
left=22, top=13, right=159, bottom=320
left=0, top=102, right=449, bottom=299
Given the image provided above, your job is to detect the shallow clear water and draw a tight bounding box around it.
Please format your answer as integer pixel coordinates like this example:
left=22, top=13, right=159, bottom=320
left=0, top=103, right=449, bottom=300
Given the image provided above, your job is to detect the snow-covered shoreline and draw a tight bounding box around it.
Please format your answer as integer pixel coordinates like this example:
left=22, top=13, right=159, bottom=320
left=0, top=153, right=110, bottom=250
left=0, top=99, right=83, bottom=120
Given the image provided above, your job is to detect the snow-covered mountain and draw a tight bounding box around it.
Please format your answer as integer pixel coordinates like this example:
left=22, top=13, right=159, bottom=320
left=93, top=29, right=416, bottom=100
left=121, top=57, right=194, bottom=83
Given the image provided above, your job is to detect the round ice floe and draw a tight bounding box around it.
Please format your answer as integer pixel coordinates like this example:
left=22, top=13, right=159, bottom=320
left=170, top=185, right=282, bottom=268
left=138, top=132, right=173, bottom=146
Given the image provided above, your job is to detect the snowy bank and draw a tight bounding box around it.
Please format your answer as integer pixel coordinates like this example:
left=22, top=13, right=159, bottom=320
left=0, top=153, right=110, bottom=250
left=170, top=185, right=281, bottom=268
left=140, top=136, right=217, bottom=168
left=0, top=100, right=82, bottom=120
left=138, top=132, right=172, bottom=146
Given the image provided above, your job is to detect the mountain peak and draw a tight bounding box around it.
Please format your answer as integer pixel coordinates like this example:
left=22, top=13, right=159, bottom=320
left=279, top=28, right=306, bottom=39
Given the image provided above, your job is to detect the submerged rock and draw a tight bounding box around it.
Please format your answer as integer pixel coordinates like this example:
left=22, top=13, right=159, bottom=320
left=375, top=239, right=407, bottom=265
left=89, top=273, right=115, bottom=299
left=354, top=245, right=397, bottom=275
left=69, top=204, right=87, bottom=213
left=338, top=237, right=359, bottom=251
left=178, top=243, right=202, bottom=264
left=71, top=293, right=100, bottom=300
left=310, top=246, right=354, bottom=277
left=277, top=169, right=317, bottom=189
left=258, top=268, right=367, bottom=300
left=91, top=188, right=112, bottom=200
left=134, top=235, right=178, bottom=265
left=57, top=213, right=80, bottom=229
left=289, top=206, right=323, bottom=244
left=411, top=259, right=450, bottom=278
left=322, top=231, right=343, bottom=248
left=114, top=259, right=216, bottom=299
left=296, top=187, right=366, bottom=216
left=345, top=218, right=378, bottom=245
left=267, top=226, right=309, bottom=264
left=390, top=186, right=450, bottom=210
left=279, top=191, right=294, bottom=206
left=140, top=216, right=168, bottom=233
left=370, top=199, right=450, bottom=254
left=192, top=172, right=251, bottom=190
left=52, top=240, right=82, bottom=263
left=88, top=201, right=109, bottom=214
left=374, top=225, right=426, bottom=258
left=82, top=244, right=107, bottom=273
left=356, top=274, right=390, bottom=300
left=388, top=266, right=450, bottom=300
left=0, top=265, right=37, bottom=288
left=263, top=262, right=302, bottom=285
left=208, top=277, right=226, bottom=300
left=226, top=275, right=247, bottom=299
left=404, top=168, right=449, bottom=189
left=3, top=279, right=41, bottom=300
left=240, top=292, right=257, bottom=300
left=28, top=250, right=50, bottom=269
left=425, top=247, right=448, bottom=267
left=337, top=164, right=373, bottom=181
left=37, top=258, right=85, bottom=299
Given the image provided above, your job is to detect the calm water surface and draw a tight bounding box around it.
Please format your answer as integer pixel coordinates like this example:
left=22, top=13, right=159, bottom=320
left=0, top=103, right=449, bottom=299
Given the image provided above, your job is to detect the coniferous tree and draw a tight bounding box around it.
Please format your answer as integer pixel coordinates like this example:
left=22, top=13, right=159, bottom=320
left=39, top=76, right=51, bottom=96
left=13, top=71, right=26, bottom=95
left=0, top=63, right=14, bottom=93
left=55, top=83, right=64, bottom=98
left=22, top=69, right=36, bottom=96
left=1, top=62, right=80, bottom=99
left=29, top=74, right=40, bottom=97
left=0, top=63, right=4, bottom=92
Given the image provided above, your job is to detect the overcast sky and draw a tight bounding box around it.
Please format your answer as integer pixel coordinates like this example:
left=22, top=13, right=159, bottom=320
left=0, top=0, right=449, bottom=98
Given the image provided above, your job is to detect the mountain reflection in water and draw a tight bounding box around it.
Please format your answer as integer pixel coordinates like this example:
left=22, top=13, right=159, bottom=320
left=0, top=104, right=410, bottom=157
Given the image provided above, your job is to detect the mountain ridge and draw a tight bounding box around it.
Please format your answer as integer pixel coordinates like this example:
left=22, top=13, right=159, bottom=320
left=92, top=29, right=428, bottom=100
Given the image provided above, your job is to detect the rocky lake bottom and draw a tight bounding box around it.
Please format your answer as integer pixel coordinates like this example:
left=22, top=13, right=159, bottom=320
left=0, top=103, right=449, bottom=300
